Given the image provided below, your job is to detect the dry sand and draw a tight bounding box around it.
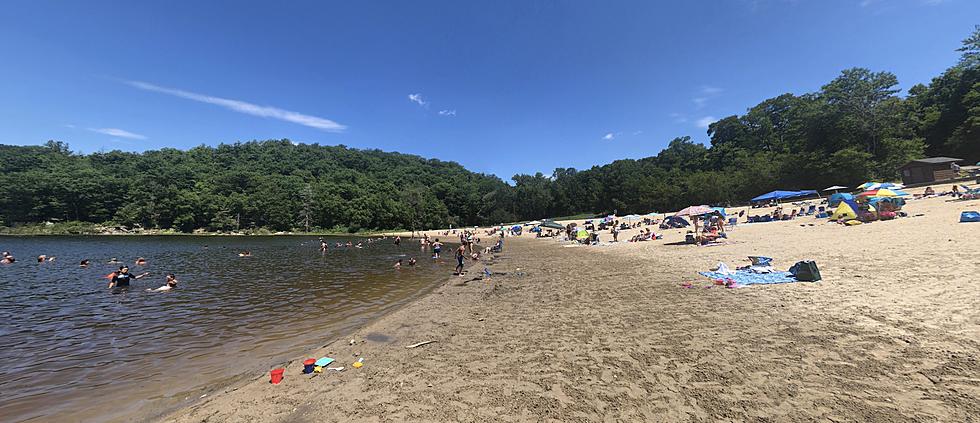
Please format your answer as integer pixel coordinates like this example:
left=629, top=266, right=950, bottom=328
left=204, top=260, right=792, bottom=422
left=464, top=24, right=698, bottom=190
left=164, top=188, right=980, bottom=422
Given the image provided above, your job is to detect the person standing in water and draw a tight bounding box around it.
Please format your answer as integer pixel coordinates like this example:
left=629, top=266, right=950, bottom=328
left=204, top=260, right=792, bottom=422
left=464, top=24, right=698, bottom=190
left=454, top=244, right=466, bottom=275
left=394, top=236, right=401, bottom=246
left=108, top=266, right=149, bottom=289
left=432, top=239, right=443, bottom=259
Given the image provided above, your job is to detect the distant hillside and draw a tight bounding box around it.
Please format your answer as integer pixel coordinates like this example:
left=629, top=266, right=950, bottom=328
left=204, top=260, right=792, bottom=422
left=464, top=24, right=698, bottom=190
left=0, top=140, right=513, bottom=232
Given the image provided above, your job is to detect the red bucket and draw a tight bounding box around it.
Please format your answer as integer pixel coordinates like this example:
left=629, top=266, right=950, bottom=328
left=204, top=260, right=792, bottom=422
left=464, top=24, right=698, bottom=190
left=270, top=368, right=285, bottom=384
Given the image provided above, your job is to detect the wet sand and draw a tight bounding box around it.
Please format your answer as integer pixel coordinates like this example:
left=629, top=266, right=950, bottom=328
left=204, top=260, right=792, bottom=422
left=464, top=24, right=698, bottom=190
left=164, top=192, right=980, bottom=422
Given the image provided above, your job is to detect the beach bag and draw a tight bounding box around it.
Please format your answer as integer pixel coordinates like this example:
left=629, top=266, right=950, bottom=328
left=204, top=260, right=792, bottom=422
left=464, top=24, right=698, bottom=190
left=789, top=261, right=821, bottom=282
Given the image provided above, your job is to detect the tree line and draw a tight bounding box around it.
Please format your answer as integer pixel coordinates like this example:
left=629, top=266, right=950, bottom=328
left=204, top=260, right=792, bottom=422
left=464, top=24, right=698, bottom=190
left=1, top=26, right=977, bottom=233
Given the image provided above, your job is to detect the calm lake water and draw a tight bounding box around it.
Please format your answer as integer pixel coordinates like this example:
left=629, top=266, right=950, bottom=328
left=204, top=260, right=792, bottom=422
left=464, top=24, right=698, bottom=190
left=0, top=235, right=453, bottom=423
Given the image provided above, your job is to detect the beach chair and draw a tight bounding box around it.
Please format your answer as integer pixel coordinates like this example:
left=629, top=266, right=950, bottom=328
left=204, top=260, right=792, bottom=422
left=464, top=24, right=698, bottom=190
left=727, top=217, right=738, bottom=227
left=805, top=205, right=816, bottom=215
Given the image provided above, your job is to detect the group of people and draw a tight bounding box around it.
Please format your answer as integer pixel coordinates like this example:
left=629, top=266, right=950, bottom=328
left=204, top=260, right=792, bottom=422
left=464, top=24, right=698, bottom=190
left=1, top=250, right=180, bottom=292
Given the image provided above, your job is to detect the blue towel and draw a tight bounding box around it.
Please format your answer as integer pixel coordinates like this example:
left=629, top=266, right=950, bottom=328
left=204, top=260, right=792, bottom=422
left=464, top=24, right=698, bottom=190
left=699, top=270, right=797, bottom=286
left=961, top=211, right=980, bottom=223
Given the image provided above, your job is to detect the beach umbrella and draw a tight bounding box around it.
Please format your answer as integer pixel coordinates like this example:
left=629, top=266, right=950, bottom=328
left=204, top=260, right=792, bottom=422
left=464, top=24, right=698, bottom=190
left=675, top=205, right=714, bottom=217
left=622, top=214, right=643, bottom=222
left=857, top=182, right=903, bottom=190
left=823, top=185, right=849, bottom=192
left=857, top=189, right=907, bottom=198
left=576, top=229, right=589, bottom=240
left=526, top=220, right=542, bottom=226
left=538, top=221, right=564, bottom=230
left=711, top=207, right=727, bottom=217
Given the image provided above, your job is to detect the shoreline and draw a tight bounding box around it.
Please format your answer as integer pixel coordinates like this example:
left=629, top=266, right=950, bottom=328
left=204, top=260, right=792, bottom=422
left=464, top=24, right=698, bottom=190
left=161, top=193, right=979, bottom=422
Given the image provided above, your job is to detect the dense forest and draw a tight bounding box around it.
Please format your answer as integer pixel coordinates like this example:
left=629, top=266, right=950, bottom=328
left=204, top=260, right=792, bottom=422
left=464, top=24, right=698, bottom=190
left=1, top=26, right=978, bottom=233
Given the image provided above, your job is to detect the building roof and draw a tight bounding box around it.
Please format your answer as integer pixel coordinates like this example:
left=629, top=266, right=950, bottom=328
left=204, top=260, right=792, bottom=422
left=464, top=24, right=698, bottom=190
left=905, top=157, right=964, bottom=165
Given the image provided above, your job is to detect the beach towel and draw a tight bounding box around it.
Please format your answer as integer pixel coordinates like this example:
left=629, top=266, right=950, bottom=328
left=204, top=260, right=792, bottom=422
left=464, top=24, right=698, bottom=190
left=961, top=211, right=980, bottom=223
left=699, top=270, right=797, bottom=286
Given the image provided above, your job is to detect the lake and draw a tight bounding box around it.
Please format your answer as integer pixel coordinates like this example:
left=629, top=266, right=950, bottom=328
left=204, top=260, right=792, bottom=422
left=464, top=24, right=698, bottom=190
left=0, top=235, right=451, bottom=422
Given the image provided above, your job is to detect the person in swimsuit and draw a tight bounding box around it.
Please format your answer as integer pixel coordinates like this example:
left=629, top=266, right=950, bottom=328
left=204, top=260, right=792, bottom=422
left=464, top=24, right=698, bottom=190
left=432, top=239, right=443, bottom=259
left=454, top=245, right=466, bottom=275
left=108, top=266, right=149, bottom=289
left=148, top=274, right=178, bottom=291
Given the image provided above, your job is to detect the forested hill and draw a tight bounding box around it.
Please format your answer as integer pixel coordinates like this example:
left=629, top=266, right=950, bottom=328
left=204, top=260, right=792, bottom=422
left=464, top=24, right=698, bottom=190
left=0, top=141, right=514, bottom=232
left=1, top=26, right=978, bottom=233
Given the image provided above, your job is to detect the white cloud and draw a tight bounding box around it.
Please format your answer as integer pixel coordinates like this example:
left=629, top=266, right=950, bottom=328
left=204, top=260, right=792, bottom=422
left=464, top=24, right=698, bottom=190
left=438, top=109, right=456, bottom=116
left=408, top=93, right=427, bottom=106
left=632, top=130, right=643, bottom=136
left=87, top=127, right=147, bottom=140
left=125, top=80, right=346, bottom=132
left=669, top=112, right=688, bottom=123
left=602, top=133, right=615, bottom=140
left=696, top=116, right=718, bottom=129
left=700, top=85, right=723, bottom=95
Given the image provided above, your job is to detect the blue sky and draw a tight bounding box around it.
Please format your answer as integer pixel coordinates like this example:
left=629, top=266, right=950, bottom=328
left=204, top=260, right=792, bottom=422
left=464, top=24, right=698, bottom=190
left=1, top=1, right=977, bottom=180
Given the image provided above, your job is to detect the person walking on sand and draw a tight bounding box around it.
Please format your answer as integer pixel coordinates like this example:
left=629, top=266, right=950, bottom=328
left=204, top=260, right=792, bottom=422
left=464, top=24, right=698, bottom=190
left=454, top=244, right=466, bottom=275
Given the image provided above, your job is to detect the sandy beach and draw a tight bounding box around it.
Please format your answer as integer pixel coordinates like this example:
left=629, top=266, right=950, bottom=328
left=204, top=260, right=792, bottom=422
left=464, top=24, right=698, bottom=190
left=164, top=190, right=980, bottom=422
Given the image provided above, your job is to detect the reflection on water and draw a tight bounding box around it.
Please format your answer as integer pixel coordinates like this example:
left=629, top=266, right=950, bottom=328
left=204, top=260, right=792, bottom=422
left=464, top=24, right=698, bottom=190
left=0, top=235, right=450, bottom=422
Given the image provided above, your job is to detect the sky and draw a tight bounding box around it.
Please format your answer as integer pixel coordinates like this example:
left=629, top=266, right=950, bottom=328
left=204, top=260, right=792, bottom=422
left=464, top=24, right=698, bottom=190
left=1, top=1, right=977, bottom=180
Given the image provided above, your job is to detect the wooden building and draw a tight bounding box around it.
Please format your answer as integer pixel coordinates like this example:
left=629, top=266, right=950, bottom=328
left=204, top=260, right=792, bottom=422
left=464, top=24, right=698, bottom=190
left=898, top=157, right=963, bottom=185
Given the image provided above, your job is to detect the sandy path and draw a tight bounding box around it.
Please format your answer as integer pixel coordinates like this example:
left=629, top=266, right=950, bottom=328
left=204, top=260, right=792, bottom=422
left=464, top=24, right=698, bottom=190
left=165, top=194, right=980, bottom=422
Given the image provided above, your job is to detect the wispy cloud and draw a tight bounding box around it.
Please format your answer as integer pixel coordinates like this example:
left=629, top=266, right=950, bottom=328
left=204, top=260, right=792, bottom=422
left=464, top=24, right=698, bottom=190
left=669, top=113, right=688, bottom=124
left=692, top=85, right=724, bottom=109
left=438, top=109, right=456, bottom=117
left=125, top=80, right=346, bottom=132
left=87, top=127, right=147, bottom=140
left=696, top=116, right=718, bottom=129
left=602, top=132, right=615, bottom=141
left=632, top=130, right=643, bottom=136
left=408, top=93, right=427, bottom=107
left=700, top=85, right=723, bottom=95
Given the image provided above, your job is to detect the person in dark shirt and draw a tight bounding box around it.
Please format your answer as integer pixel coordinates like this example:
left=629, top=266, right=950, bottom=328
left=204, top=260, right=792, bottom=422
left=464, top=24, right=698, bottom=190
left=108, top=266, right=149, bottom=288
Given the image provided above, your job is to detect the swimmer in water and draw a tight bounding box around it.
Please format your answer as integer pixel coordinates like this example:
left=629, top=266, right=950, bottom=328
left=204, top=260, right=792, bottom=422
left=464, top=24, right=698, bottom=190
left=394, top=259, right=403, bottom=269
left=355, top=242, right=363, bottom=248
left=320, top=241, right=328, bottom=252
left=80, top=259, right=91, bottom=268
left=147, top=274, right=178, bottom=292
left=238, top=250, right=251, bottom=257
left=408, top=257, right=417, bottom=266
left=135, top=257, right=147, bottom=266
left=108, top=257, right=121, bottom=264
left=108, top=266, right=149, bottom=289
left=1, top=252, right=15, bottom=264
